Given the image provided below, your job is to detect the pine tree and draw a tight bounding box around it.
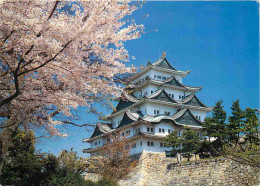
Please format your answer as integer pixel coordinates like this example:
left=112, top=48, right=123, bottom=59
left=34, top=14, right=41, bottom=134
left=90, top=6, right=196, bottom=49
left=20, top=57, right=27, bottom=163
left=165, top=131, right=182, bottom=153
left=227, top=100, right=244, bottom=146
left=165, top=127, right=201, bottom=161
left=181, top=127, right=201, bottom=161
left=203, top=100, right=227, bottom=155
left=243, top=107, right=259, bottom=146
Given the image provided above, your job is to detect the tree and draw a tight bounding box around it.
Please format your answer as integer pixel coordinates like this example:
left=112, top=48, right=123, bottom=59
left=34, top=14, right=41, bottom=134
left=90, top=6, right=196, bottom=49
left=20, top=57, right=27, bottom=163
left=0, top=0, right=144, bottom=175
left=86, top=134, right=137, bottom=180
left=0, top=0, right=144, bottom=135
left=181, top=127, right=201, bottom=161
left=243, top=107, right=259, bottom=146
left=203, top=100, right=228, bottom=155
left=227, top=100, right=244, bottom=146
left=165, top=131, right=182, bottom=154
left=165, top=128, right=201, bottom=161
left=1, top=129, right=45, bottom=185
left=45, top=149, right=89, bottom=186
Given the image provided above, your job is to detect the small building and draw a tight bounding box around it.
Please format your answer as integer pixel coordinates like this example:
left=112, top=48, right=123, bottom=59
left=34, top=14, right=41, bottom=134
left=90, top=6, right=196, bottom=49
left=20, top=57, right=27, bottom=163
left=83, top=52, right=213, bottom=156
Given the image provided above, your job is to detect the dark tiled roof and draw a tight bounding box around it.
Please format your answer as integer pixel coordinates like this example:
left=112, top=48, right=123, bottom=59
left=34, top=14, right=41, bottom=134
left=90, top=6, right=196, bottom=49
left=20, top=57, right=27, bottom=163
left=153, top=56, right=176, bottom=71
left=174, top=108, right=202, bottom=126
left=89, top=123, right=113, bottom=139
left=146, top=88, right=178, bottom=103
left=115, top=99, right=135, bottom=112
left=164, top=76, right=184, bottom=87
left=117, top=111, right=138, bottom=128
left=181, top=94, right=207, bottom=107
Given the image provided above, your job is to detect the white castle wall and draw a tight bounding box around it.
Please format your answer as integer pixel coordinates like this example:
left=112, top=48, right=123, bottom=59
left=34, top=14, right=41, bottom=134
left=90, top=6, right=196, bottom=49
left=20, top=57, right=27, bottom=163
left=130, top=138, right=173, bottom=155
left=110, top=113, right=124, bottom=128
left=139, top=102, right=178, bottom=116
left=132, top=69, right=183, bottom=84
left=154, top=121, right=175, bottom=136
left=189, top=109, right=207, bottom=122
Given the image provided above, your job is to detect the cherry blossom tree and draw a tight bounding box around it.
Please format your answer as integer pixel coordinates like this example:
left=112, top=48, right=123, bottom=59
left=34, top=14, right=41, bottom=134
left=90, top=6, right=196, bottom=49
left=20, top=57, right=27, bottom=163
left=0, top=0, right=144, bottom=137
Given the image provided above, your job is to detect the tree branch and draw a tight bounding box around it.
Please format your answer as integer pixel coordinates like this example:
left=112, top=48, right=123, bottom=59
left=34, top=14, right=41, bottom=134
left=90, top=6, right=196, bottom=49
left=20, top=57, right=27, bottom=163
left=18, top=39, right=73, bottom=76
left=2, top=30, right=15, bottom=43
left=62, top=121, right=95, bottom=127
left=47, top=1, right=60, bottom=21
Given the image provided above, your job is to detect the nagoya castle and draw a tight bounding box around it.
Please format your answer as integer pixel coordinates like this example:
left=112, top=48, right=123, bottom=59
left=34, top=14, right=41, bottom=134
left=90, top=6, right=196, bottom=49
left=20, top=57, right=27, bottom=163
left=83, top=52, right=213, bottom=156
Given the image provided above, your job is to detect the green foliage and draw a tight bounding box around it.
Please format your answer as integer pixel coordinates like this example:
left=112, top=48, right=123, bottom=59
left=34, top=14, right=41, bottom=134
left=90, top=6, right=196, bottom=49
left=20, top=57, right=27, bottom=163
left=165, top=131, right=181, bottom=154
left=46, top=149, right=88, bottom=185
left=243, top=107, right=259, bottom=146
left=181, top=127, right=201, bottom=160
left=1, top=129, right=45, bottom=185
left=227, top=100, right=244, bottom=145
left=96, top=176, right=119, bottom=186
left=0, top=129, right=96, bottom=186
left=165, top=127, right=201, bottom=161
left=203, top=100, right=228, bottom=155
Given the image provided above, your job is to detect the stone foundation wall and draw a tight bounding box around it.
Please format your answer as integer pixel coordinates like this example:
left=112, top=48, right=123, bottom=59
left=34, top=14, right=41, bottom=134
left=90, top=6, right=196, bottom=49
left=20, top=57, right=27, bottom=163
left=119, top=151, right=260, bottom=186
left=84, top=151, right=260, bottom=185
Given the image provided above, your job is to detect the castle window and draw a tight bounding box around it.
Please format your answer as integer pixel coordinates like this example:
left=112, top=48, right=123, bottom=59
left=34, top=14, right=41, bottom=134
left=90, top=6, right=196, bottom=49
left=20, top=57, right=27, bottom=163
left=136, top=128, right=140, bottom=134
left=160, top=142, right=163, bottom=147
left=154, top=75, right=156, bottom=78
left=157, top=76, right=161, bottom=79
left=165, top=111, right=170, bottom=116
left=132, top=143, right=136, bottom=148
left=154, top=110, right=159, bottom=115
left=98, top=140, right=100, bottom=145
left=199, top=116, right=201, bottom=120
left=172, top=94, right=174, bottom=98
left=151, top=90, right=153, bottom=94
left=168, top=129, right=171, bottom=133
left=147, top=127, right=154, bottom=133
left=182, top=96, right=184, bottom=99
left=147, top=141, right=154, bottom=146
left=162, top=76, right=166, bottom=80
left=121, top=132, right=125, bottom=137
left=94, top=141, right=97, bottom=146
left=126, top=130, right=130, bottom=135
left=159, top=128, right=165, bottom=133
left=179, top=95, right=181, bottom=99
left=140, top=141, right=142, bottom=146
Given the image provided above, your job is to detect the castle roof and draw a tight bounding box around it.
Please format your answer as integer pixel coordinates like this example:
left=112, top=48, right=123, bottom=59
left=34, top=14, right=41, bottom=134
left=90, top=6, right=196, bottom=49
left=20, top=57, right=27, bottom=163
left=101, top=89, right=212, bottom=121
left=172, top=108, right=203, bottom=127
left=152, top=56, right=176, bottom=71
left=145, top=88, right=178, bottom=103
left=85, top=108, right=203, bottom=141
left=181, top=93, right=207, bottom=107
left=126, top=56, right=190, bottom=83
left=125, top=76, right=202, bottom=92
left=113, top=92, right=139, bottom=112
left=88, top=122, right=114, bottom=139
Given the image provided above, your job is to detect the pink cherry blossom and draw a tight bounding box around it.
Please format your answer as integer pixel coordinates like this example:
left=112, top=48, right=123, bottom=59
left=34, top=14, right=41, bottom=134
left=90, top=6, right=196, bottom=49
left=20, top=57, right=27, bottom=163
left=0, top=0, right=144, bottom=137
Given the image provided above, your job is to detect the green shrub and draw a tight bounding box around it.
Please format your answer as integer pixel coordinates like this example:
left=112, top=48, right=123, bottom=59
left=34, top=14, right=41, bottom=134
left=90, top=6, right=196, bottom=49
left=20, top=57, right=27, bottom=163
left=96, top=176, right=118, bottom=186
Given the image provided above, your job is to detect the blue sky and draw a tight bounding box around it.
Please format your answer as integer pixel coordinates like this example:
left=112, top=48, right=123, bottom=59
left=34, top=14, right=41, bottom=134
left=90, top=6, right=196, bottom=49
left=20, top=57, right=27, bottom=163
left=36, top=1, right=259, bottom=157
